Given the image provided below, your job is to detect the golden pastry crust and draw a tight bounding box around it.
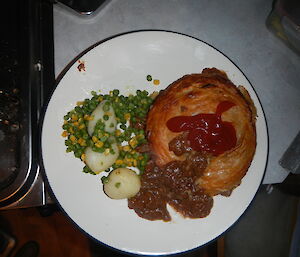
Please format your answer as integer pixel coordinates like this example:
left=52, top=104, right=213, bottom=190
left=146, top=68, right=257, bottom=196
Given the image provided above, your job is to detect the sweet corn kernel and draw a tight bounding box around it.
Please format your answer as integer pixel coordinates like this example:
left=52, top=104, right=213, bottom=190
left=70, top=135, right=76, bottom=142
left=115, top=129, right=122, bottom=137
left=78, top=138, right=86, bottom=146
left=124, top=158, right=132, bottom=166
left=61, top=131, right=68, bottom=137
left=153, top=79, right=160, bottom=85
left=71, top=114, right=78, bottom=121
left=115, top=159, right=123, bottom=165
left=95, top=141, right=104, bottom=148
left=79, top=124, right=85, bottom=130
left=76, top=101, right=84, bottom=106
left=123, top=145, right=131, bottom=152
left=92, top=136, right=98, bottom=143
left=124, top=113, right=131, bottom=120
left=79, top=140, right=86, bottom=147
left=150, top=91, right=159, bottom=99
left=133, top=159, right=137, bottom=167
left=104, top=148, right=110, bottom=156
left=137, top=134, right=144, bottom=139
left=73, top=121, right=79, bottom=127
left=129, top=138, right=138, bottom=148
left=69, top=127, right=74, bottom=133
left=84, top=114, right=94, bottom=121
left=104, top=112, right=112, bottom=116
left=81, top=154, right=86, bottom=161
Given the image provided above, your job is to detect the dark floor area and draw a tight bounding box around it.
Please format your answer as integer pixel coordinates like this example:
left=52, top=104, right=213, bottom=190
left=225, top=185, right=299, bottom=257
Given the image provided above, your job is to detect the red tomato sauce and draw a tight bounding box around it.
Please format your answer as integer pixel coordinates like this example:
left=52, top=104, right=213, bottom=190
left=166, top=101, right=237, bottom=155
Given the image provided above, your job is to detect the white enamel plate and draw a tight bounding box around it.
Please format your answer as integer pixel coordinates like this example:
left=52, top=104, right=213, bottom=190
left=41, top=31, right=268, bottom=255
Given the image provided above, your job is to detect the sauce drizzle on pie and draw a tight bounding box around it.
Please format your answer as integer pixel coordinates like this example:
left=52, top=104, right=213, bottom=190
left=166, top=101, right=236, bottom=155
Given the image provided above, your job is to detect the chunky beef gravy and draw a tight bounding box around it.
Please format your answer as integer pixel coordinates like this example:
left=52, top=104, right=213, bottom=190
left=128, top=149, right=213, bottom=221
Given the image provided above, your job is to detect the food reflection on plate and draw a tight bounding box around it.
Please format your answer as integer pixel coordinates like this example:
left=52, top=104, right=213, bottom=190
left=61, top=68, right=257, bottom=222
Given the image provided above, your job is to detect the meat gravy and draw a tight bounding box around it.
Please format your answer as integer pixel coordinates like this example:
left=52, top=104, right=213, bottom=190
left=128, top=149, right=213, bottom=221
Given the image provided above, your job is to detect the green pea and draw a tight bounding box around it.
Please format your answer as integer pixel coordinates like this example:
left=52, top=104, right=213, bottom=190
left=74, top=151, right=81, bottom=158
left=128, top=95, right=134, bottom=101
left=113, top=89, right=119, bottom=96
left=100, top=136, right=108, bottom=142
left=89, top=102, right=97, bottom=111
left=92, top=95, right=98, bottom=101
left=101, top=176, right=109, bottom=184
left=120, top=124, right=127, bottom=130
left=74, top=106, right=82, bottom=113
left=103, top=103, right=110, bottom=112
left=119, top=151, right=126, bottom=158
left=87, top=139, right=93, bottom=147
left=75, top=131, right=81, bottom=138
left=116, top=137, right=123, bottom=143
left=82, top=106, right=89, bottom=113
left=62, top=124, right=69, bottom=130
left=65, top=140, right=71, bottom=146
left=127, top=103, right=133, bottom=109
left=98, top=148, right=105, bottom=153
left=104, top=142, right=110, bottom=148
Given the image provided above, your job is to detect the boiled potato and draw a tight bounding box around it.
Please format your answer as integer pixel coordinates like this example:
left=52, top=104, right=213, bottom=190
left=87, top=100, right=117, bottom=136
left=104, top=168, right=141, bottom=199
left=84, top=143, right=119, bottom=174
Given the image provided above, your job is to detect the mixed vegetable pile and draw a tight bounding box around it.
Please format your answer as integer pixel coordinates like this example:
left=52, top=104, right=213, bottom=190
left=61, top=89, right=154, bottom=199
